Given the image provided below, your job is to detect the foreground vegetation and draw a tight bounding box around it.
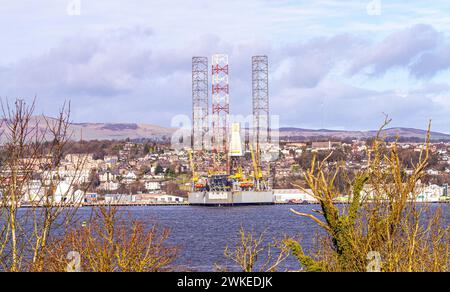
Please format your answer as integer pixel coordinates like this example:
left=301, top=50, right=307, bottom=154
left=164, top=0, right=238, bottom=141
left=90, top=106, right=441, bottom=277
left=287, top=119, right=448, bottom=272
left=224, top=119, right=448, bottom=272
left=0, top=98, right=447, bottom=272
left=0, top=99, right=177, bottom=272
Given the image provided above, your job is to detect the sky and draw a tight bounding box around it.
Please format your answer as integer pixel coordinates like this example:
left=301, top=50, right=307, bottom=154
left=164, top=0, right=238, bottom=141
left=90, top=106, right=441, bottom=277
left=0, top=0, right=449, bottom=133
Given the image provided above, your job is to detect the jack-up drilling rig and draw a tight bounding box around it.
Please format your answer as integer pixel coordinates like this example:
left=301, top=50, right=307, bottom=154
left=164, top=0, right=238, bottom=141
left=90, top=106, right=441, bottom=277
left=188, top=55, right=273, bottom=206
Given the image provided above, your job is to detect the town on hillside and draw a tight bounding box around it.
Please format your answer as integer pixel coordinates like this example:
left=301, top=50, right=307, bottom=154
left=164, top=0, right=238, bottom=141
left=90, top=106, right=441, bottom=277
left=8, top=137, right=450, bottom=206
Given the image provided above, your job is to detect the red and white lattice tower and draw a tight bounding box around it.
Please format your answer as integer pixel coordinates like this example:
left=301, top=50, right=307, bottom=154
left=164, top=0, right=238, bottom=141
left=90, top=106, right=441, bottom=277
left=211, top=54, right=230, bottom=170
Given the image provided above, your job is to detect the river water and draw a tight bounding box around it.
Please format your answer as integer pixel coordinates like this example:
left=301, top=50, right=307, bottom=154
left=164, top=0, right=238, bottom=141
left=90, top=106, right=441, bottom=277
left=6, top=204, right=449, bottom=271
left=75, top=204, right=325, bottom=271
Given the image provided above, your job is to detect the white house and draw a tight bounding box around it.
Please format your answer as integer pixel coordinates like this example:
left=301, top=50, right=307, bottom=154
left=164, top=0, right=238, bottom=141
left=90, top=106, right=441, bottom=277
left=416, top=184, right=444, bottom=202
left=426, top=169, right=440, bottom=176
left=22, top=180, right=45, bottom=203
left=145, top=181, right=161, bottom=191
left=148, top=194, right=184, bottom=203
left=273, top=189, right=317, bottom=203
left=133, top=194, right=184, bottom=203
left=104, top=194, right=133, bottom=204
left=104, top=155, right=119, bottom=166
left=54, top=181, right=85, bottom=204
left=99, top=171, right=117, bottom=183
left=122, top=171, right=137, bottom=184
left=99, top=181, right=120, bottom=191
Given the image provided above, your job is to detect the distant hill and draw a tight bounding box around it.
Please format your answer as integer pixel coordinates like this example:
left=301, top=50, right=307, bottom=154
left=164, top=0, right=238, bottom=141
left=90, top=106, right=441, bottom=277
left=1, top=117, right=448, bottom=141
left=0, top=117, right=176, bottom=142
left=278, top=127, right=450, bottom=141
left=69, top=122, right=175, bottom=141
left=69, top=124, right=449, bottom=141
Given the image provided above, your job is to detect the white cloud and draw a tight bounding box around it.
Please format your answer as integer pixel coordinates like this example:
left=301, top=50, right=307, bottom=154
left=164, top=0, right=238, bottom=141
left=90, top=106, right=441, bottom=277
left=0, top=1, right=449, bottom=133
left=348, top=24, right=442, bottom=77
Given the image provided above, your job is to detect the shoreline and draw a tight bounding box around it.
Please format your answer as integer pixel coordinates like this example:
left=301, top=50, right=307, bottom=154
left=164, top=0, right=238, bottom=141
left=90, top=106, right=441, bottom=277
left=7, top=200, right=449, bottom=208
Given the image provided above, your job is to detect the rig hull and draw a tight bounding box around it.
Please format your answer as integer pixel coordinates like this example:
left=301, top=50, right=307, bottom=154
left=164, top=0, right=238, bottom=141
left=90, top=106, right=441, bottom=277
left=189, top=190, right=274, bottom=206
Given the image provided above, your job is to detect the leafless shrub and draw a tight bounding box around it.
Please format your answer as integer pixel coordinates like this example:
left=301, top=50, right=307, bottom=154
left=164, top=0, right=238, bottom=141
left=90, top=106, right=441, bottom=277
left=41, top=206, right=178, bottom=272
left=221, top=226, right=290, bottom=272
left=286, top=118, right=449, bottom=272
left=0, top=98, right=88, bottom=271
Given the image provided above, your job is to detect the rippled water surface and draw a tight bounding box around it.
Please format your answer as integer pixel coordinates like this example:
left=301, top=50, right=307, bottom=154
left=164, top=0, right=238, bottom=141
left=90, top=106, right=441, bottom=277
left=76, top=204, right=323, bottom=271
left=68, top=203, right=449, bottom=271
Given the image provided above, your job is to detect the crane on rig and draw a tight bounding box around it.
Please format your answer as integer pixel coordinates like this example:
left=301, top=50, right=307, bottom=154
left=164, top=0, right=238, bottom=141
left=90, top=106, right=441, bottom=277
left=249, top=143, right=263, bottom=190
left=188, top=150, right=206, bottom=190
